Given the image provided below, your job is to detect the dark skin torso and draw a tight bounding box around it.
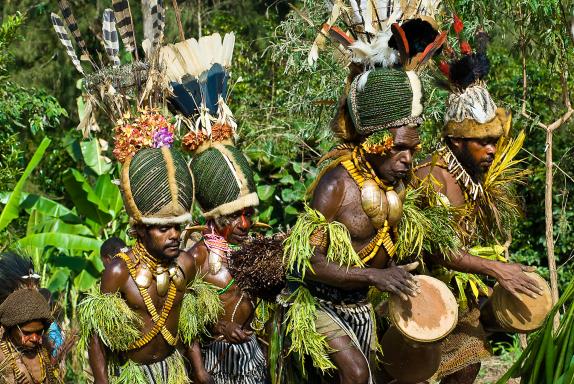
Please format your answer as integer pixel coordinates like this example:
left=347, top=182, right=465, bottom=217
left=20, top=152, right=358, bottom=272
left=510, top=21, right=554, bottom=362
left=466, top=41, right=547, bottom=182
left=312, top=166, right=390, bottom=269
left=414, top=157, right=542, bottom=299
left=89, top=247, right=197, bottom=383
left=191, top=241, right=254, bottom=341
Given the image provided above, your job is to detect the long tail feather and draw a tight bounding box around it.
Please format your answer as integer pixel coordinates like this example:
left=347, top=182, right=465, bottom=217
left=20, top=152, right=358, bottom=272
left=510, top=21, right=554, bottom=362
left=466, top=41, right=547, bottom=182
left=57, top=0, right=92, bottom=62
left=150, top=0, right=165, bottom=45
left=102, top=9, right=121, bottom=67
left=112, top=0, right=136, bottom=53
left=50, top=12, right=84, bottom=74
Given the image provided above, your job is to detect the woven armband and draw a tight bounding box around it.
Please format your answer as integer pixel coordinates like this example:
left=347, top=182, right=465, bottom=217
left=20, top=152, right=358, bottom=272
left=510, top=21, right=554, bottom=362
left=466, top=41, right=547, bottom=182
left=309, top=228, right=328, bottom=251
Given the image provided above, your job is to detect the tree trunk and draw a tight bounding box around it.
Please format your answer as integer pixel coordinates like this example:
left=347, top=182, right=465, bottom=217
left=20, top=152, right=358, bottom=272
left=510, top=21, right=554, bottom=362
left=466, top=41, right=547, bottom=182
left=545, top=128, right=560, bottom=328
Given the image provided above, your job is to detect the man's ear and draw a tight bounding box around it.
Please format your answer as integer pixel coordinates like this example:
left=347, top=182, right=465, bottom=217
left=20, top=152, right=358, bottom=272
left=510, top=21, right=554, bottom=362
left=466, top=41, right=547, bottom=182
left=449, top=137, right=464, bottom=151
left=134, top=224, right=147, bottom=240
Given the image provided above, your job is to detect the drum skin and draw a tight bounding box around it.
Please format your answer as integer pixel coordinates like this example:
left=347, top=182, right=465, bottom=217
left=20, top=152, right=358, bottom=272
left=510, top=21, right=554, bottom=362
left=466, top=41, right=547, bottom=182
left=388, top=275, right=458, bottom=342
left=381, top=326, right=441, bottom=383
left=489, top=272, right=552, bottom=333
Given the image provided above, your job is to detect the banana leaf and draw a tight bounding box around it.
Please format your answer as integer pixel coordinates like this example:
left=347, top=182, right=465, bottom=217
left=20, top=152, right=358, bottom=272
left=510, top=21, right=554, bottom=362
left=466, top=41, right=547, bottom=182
left=0, top=137, right=51, bottom=231
left=63, top=169, right=113, bottom=226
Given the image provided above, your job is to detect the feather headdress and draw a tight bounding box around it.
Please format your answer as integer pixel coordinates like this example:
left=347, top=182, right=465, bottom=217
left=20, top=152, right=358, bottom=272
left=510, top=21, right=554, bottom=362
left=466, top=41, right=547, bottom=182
left=160, top=32, right=237, bottom=153
left=51, top=1, right=172, bottom=159
left=439, top=14, right=507, bottom=138
left=309, top=0, right=445, bottom=70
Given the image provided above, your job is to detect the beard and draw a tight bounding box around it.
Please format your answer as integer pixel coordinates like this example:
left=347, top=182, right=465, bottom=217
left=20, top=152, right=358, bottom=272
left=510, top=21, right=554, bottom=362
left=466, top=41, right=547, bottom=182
left=452, top=142, right=486, bottom=182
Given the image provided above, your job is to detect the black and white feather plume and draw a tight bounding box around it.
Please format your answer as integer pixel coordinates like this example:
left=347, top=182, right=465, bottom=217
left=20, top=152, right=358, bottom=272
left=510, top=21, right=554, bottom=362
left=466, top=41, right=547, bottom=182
left=102, top=9, right=121, bottom=67
left=0, top=251, right=39, bottom=304
left=112, top=0, right=137, bottom=55
left=50, top=12, right=84, bottom=74
left=150, top=0, right=165, bottom=45
left=57, top=0, right=95, bottom=67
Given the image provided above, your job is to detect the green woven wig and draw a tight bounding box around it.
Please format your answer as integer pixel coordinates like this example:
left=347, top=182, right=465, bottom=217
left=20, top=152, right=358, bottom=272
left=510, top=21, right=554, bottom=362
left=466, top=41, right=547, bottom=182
left=347, top=67, right=423, bottom=136
left=190, top=143, right=259, bottom=219
left=120, top=147, right=195, bottom=225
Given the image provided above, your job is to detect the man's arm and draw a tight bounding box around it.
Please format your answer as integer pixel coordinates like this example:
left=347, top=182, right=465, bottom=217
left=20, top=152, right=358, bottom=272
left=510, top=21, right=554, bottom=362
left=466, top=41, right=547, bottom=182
left=89, top=258, right=128, bottom=384
left=306, top=168, right=418, bottom=300
left=185, top=340, right=214, bottom=384
left=430, top=251, right=543, bottom=298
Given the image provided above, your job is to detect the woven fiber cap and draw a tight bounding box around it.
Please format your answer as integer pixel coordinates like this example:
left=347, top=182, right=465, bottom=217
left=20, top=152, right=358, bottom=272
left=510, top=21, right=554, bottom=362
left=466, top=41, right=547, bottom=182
left=121, top=147, right=195, bottom=225
left=191, top=143, right=259, bottom=219
left=0, top=288, right=52, bottom=328
left=443, top=85, right=507, bottom=139
left=347, top=68, right=423, bottom=136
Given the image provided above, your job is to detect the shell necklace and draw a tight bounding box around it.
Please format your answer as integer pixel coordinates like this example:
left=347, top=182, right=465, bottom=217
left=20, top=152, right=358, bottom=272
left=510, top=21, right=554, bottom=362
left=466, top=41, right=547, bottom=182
left=132, top=241, right=186, bottom=296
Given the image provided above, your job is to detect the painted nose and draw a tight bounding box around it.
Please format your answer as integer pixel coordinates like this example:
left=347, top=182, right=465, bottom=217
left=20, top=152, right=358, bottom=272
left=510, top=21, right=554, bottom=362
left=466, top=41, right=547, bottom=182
left=239, top=212, right=252, bottom=230
left=28, top=333, right=42, bottom=344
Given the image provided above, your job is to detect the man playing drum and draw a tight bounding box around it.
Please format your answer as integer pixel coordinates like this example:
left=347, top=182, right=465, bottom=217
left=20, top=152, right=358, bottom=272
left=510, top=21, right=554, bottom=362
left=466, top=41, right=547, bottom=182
left=413, top=28, right=544, bottom=384
left=282, top=11, right=455, bottom=380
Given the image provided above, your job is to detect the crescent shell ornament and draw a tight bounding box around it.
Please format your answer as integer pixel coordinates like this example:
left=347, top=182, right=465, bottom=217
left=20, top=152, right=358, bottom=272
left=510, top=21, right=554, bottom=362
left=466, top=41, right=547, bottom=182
left=361, top=179, right=388, bottom=229
left=134, top=265, right=153, bottom=288
left=386, top=189, right=404, bottom=227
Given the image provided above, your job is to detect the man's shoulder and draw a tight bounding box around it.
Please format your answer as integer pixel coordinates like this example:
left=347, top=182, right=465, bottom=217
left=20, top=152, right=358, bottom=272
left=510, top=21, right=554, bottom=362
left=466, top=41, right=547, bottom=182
left=311, top=165, right=357, bottom=220
left=414, top=152, right=452, bottom=186
left=101, top=256, right=130, bottom=293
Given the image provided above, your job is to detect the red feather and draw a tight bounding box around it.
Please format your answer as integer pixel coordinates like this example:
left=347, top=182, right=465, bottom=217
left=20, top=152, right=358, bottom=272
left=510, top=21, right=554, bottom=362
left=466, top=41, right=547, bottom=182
left=391, top=23, right=410, bottom=65
left=439, top=61, right=450, bottom=76
left=328, top=26, right=354, bottom=47
left=414, top=31, right=447, bottom=68
left=453, top=14, right=464, bottom=35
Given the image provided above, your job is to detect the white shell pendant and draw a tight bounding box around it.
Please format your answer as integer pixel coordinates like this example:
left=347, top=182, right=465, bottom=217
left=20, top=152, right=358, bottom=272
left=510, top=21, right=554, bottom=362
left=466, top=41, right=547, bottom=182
left=209, top=250, right=223, bottom=274
left=386, top=190, right=404, bottom=227
left=156, top=266, right=170, bottom=296
left=361, top=179, right=388, bottom=228
left=134, top=265, right=153, bottom=288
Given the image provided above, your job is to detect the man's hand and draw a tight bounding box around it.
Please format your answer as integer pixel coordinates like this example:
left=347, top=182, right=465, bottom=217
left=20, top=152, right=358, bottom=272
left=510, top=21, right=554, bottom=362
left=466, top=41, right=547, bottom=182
left=192, top=368, right=215, bottom=384
left=215, top=320, right=253, bottom=344
left=494, top=263, right=543, bottom=299
left=369, top=262, right=420, bottom=301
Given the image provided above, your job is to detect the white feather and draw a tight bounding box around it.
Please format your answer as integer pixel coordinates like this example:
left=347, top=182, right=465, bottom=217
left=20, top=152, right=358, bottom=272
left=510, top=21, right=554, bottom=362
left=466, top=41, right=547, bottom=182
left=349, top=30, right=398, bottom=68
left=221, top=33, right=235, bottom=68
left=356, top=70, right=371, bottom=91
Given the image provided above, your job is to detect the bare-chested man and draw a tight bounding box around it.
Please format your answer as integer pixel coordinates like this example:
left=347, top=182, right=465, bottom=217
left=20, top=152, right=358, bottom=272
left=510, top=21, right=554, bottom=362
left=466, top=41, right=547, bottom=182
left=283, top=67, right=427, bottom=384
left=187, top=143, right=266, bottom=384
left=413, top=44, right=542, bottom=383
left=80, top=147, right=206, bottom=384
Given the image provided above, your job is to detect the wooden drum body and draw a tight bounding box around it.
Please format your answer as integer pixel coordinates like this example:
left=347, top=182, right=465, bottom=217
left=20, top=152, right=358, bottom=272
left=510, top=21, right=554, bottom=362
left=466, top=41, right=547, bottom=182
left=481, top=271, right=552, bottom=333
left=381, top=275, right=459, bottom=383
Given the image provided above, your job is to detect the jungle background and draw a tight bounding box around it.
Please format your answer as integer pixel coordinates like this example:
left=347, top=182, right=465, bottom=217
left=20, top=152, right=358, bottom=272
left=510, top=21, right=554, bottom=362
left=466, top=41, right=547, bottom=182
left=0, top=0, right=573, bottom=382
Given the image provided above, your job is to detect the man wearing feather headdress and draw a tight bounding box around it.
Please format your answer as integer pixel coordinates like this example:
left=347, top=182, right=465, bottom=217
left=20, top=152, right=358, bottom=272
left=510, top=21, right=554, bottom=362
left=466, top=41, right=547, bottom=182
left=281, top=2, right=452, bottom=382
left=79, top=146, right=219, bottom=384
left=413, top=21, right=543, bottom=384
left=0, top=251, right=62, bottom=384
left=50, top=2, right=224, bottom=382
left=184, top=141, right=268, bottom=384
left=160, top=26, right=269, bottom=383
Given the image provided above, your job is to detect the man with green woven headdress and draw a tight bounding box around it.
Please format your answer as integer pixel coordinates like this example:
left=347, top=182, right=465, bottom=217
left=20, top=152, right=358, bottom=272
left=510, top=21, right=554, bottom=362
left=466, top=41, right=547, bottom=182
left=80, top=146, right=220, bottom=384
left=184, top=141, right=268, bottom=384
left=281, top=9, right=455, bottom=381
left=413, top=27, right=543, bottom=384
